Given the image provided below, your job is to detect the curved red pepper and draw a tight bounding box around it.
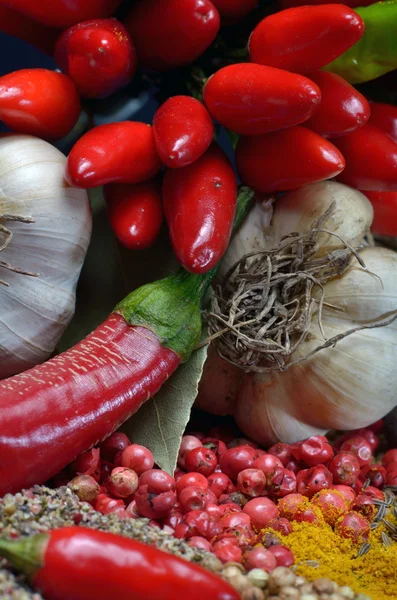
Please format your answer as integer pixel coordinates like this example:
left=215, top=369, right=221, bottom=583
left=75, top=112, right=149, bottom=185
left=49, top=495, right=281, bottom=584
left=305, top=70, right=370, bottom=138
left=235, top=126, right=345, bottom=193
left=163, top=144, right=237, bottom=274
left=333, top=124, right=397, bottom=191
left=55, top=19, right=136, bottom=99
left=0, top=314, right=180, bottom=495
left=0, top=0, right=122, bottom=28
left=0, top=527, right=239, bottom=600
left=203, top=63, right=320, bottom=136
left=124, top=0, right=220, bottom=70
left=0, top=69, right=81, bottom=140
left=249, top=5, right=364, bottom=74
left=66, top=122, right=163, bottom=188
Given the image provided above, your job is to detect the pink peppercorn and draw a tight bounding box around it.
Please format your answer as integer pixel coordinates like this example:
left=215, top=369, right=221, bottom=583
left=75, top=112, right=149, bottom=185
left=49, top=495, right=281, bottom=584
left=244, top=547, right=277, bottom=572
left=243, top=497, right=278, bottom=529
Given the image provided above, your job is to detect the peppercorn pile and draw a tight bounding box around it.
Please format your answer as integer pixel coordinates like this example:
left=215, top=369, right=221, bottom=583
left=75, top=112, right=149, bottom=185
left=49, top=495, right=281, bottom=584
left=0, top=486, right=367, bottom=600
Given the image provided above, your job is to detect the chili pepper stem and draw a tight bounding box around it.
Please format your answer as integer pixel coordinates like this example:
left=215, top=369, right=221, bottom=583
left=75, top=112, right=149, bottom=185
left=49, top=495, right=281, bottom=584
left=0, top=534, right=47, bottom=580
left=116, top=185, right=254, bottom=361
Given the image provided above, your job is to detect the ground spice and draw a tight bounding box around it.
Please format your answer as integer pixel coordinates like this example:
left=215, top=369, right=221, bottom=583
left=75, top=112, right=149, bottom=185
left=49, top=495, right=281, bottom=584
left=279, top=515, right=397, bottom=600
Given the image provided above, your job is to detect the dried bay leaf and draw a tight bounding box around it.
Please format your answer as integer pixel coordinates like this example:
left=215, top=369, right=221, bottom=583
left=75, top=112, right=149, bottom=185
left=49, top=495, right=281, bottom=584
left=122, top=340, right=209, bottom=475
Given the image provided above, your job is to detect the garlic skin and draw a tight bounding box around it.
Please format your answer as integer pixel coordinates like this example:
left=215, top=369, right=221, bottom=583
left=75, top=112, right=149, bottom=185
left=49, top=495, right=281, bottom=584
left=235, top=247, right=397, bottom=445
left=0, top=135, right=92, bottom=379
left=197, top=181, right=397, bottom=444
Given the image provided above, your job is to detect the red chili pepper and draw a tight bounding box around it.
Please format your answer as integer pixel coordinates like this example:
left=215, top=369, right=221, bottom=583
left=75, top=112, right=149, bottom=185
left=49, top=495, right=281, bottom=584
left=235, top=126, right=345, bottom=193
left=203, top=63, right=320, bottom=136
left=66, top=122, right=162, bottom=188
left=0, top=5, right=59, bottom=55
left=55, top=19, right=136, bottom=99
left=211, top=0, right=258, bottom=23
left=249, top=5, right=364, bottom=74
left=0, top=69, right=81, bottom=140
left=304, top=70, right=370, bottom=138
left=0, top=187, right=253, bottom=496
left=124, top=0, right=220, bottom=70
left=362, top=191, right=397, bottom=237
left=0, top=527, right=239, bottom=600
left=163, top=144, right=237, bottom=274
left=369, top=101, right=397, bottom=143
left=0, top=0, right=122, bottom=28
left=153, top=96, right=214, bottom=168
left=104, top=180, right=164, bottom=250
left=333, top=124, right=397, bottom=191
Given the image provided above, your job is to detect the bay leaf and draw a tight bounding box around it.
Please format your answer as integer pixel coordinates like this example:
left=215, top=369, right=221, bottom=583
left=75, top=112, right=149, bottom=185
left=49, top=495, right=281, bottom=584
left=122, top=340, right=209, bottom=475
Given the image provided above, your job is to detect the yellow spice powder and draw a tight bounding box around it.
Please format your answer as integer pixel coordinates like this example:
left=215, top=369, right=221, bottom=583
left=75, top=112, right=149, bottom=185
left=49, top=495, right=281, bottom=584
left=276, top=519, right=397, bottom=600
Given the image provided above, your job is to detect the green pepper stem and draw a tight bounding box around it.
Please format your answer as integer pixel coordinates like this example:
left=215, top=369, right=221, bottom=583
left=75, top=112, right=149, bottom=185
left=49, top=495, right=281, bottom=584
left=0, top=535, right=47, bottom=581
left=116, top=186, right=254, bottom=361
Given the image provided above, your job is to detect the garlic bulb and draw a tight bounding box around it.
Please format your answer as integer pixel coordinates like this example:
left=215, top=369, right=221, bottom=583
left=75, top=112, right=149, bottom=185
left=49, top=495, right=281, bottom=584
left=0, top=135, right=92, bottom=379
left=197, top=181, right=397, bottom=445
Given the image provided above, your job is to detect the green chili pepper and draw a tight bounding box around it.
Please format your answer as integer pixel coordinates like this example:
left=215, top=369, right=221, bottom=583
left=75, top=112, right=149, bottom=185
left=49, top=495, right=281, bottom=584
left=324, top=1, right=397, bottom=84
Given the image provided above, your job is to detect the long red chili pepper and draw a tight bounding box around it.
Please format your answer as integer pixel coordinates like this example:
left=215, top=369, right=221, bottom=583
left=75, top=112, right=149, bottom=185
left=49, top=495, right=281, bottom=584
left=0, top=187, right=253, bottom=497
left=0, top=527, right=240, bottom=600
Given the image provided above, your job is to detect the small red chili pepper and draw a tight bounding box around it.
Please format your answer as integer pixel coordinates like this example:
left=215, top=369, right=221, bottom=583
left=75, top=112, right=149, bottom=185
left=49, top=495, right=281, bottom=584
left=211, top=0, right=257, bottom=23
left=55, top=19, right=136, bottom=99
left=249, top=5, right=364, bottom=74
left=369, top=101, right=397, bottom=143
left=0, top=0, right=123, bottom=28
left=363, top=190, right=397, bottom=237
left=0, top=69, right=80, bottom=140
left=66, top=121, right=162, bottom=188
left=153, top=96, right=214, bottom=168
left=0, top=5, right=59, bottom=55
left=105, top=181, right=163, bottom=250
left=203, top=63, right=320, bottom=136
left=236, top=126, right=345, bottom=193
left=124, top=0, right=220, bottom=71
left=0, top=188, right=253, bottom=495
left=305, top=70, right=370, bottom=138
left=333, top=124, right=397, bottom=191
left=0, top=527, right=239, bottom=600
left=163, top=144, right=237, bottom=274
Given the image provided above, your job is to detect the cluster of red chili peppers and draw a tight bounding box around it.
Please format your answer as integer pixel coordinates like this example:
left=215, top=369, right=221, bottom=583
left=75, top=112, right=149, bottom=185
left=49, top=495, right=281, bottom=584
left=0, top=0, right=396, bottom=262
left=51, top=419, right=396, bottom=571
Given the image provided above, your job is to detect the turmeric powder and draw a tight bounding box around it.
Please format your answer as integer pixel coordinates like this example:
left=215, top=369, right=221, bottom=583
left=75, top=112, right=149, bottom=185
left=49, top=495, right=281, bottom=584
left=273, top=515, right=397, bottom=600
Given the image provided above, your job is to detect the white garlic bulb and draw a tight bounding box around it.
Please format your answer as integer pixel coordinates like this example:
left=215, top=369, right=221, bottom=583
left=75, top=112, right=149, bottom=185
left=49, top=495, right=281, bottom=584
left=0, top=135, right=92, bottom=379
left=197, top=181, right=397, bottom=445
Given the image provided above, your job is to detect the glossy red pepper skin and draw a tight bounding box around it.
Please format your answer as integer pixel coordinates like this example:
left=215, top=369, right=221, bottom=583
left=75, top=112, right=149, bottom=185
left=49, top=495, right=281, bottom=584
left=0, top=0, right=122, bottom=28
left=0, top=313, right=180, bottom=495
left=124, top=0, right=220, bottom=70
left=211, top=0, right=258, bottom=23
left=249, top=5, right=364, bottom=74
left=0, top=5, right=59, bottom=55
left=105, top=181, right=163, bottom=250
left=305, top=71, right=370, bottom=138
left=369, top=102, right=397, bottom=143
left=0, top=69, right=80, bottom=140
left=2, top=528, right=239, bottom=600
left=362, top=191, right=397, bottom=237
left=236, top=126, right=345, bottom=193
left=55, top=19, right=136, bottom=99
left=203, top=63, right=320, bottom=136
left=66, top=122, right=162, bottom=189
left=163, top=144, right=237, bottom=274
left=333, top=124, right=397, bottom=191
left=153, top=96, right=214, bottom=168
